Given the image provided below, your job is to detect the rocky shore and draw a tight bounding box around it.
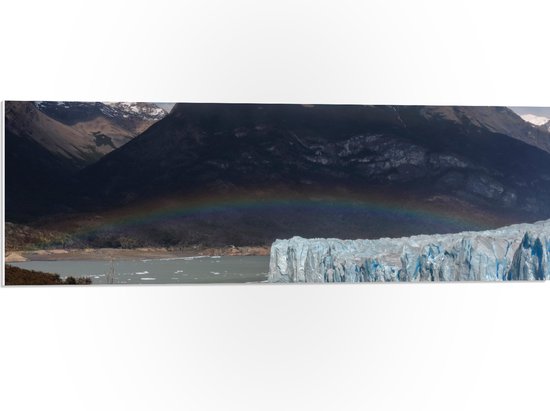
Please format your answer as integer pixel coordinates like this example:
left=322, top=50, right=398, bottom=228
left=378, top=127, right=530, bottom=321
left=5, top=245, right=270, bottom=263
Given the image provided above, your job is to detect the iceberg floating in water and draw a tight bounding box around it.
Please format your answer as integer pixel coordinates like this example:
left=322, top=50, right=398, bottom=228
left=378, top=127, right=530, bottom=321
left=268, top=220, right=550, bottom=282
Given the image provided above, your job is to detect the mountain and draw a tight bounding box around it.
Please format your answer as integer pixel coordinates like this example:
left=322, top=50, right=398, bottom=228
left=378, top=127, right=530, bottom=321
left=539, top=120, right=550, bottom=133
left=64, top=103, right=550, bottom=247
left=521, top=113, right=550, bottom=133
left=5, top=101, right=167, bottom=169
left=80, top=104, right=550, bottom=203
left=4, top=100, right=167, bottom=221
left=269, top=219, right=550, bottom=282
left=418, top=106, right=550, bottom=154
left=35, top=101, right=166, bottom=132
left=5, top=125, right=76, bottom=220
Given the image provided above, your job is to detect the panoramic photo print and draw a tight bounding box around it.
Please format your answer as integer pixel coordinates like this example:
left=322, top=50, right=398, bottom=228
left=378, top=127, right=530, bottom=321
left=4, top=101, right=550, bottom=285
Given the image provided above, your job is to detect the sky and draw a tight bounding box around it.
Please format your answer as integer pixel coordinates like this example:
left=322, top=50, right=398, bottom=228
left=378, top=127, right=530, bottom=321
left=156, top=103, right=549, bottom=119
left=509, top=107, right=550, bottom=118
left=156, top=103, right=175, bottom=112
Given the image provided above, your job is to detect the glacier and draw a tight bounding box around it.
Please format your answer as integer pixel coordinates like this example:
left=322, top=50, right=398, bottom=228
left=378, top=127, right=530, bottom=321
left=268, top=220, right=550, bottom=282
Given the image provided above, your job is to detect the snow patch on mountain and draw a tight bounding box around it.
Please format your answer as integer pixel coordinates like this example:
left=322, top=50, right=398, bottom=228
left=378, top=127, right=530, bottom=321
left=521, top=114, right=550, bottom=126
left=33, top=101, right=167, bottom=122
left=101, top=102, right=167, bottom=121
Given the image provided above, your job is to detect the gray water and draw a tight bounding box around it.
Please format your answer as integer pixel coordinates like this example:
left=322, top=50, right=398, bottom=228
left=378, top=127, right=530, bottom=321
left=11, top=256, right=270, bottom=285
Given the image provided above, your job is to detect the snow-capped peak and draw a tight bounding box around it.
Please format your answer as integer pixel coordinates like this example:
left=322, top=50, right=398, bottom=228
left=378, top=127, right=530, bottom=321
left=521, top=113, right=550, bottom=126
left=101, top=102, right=167, bottom=121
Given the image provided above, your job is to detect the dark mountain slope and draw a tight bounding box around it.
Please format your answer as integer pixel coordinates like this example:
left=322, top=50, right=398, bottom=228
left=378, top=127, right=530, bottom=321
left=79, top=104, right=550, bottom=211
left=5, top=129, right=76, bottom=221
left=51, top=103, right=550, bottom=247
left=412, top=106, right=550, bottom=153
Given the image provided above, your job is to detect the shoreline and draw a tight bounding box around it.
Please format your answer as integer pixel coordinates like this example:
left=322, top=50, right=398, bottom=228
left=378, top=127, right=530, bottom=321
left=5, top=245, right=270, bottom=263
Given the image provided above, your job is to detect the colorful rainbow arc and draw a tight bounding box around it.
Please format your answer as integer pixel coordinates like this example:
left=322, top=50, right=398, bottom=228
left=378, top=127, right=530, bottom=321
left=67, top=194, right=492, bottom=239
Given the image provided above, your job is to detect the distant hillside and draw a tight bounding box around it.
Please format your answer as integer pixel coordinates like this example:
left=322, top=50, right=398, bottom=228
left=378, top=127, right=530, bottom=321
left=5, top=101, right=167, bottom=169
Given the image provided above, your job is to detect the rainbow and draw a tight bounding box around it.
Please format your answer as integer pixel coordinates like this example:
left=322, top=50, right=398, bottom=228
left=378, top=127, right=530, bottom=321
left=64, top=192, right=503, bottom=241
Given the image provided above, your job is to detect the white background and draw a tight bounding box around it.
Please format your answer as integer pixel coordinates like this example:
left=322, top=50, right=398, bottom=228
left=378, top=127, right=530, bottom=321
left=1, top=1, right=550, bottom=410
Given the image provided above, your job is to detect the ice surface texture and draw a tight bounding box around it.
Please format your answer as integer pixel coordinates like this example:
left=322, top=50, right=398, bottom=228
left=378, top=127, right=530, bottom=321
left=268, top=220, right=550, bottom=282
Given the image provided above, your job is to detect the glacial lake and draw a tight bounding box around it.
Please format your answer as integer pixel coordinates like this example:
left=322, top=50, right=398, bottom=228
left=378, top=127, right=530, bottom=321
left=11, top=256, right=270, bottom=285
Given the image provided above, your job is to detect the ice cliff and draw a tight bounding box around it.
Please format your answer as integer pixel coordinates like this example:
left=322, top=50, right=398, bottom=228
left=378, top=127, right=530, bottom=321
left=268, top=220, right=550, bottom=282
